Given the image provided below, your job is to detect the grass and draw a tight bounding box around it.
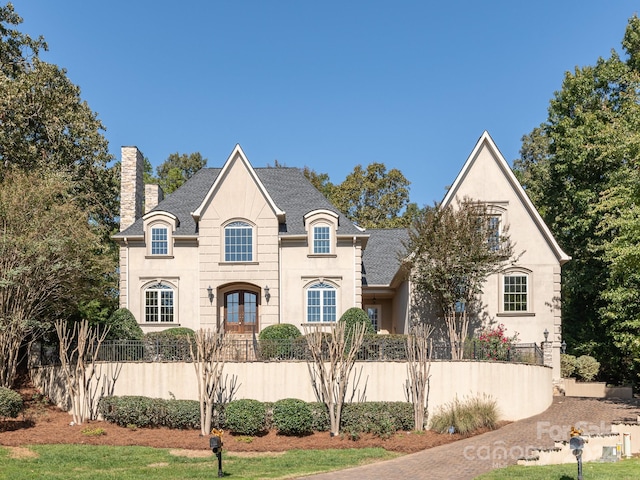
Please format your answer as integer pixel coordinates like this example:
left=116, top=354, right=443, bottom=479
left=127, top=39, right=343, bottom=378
left=0, top=444, right=398, bottom=479
left=474, top=457, right=640, bottom=479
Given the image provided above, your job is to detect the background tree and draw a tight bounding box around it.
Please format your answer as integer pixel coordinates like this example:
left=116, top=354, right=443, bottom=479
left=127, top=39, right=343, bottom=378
left=404, top=198, right=515, bottom=359
left=513, top=14, right=640, bottom=384
left=155, top=152, right=207, bottom=194
left=0, top=170, right=114, bottom=387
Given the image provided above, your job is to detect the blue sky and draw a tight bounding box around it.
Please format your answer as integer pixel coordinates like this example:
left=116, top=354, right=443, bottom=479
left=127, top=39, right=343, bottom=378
left=11, top=1, right=638, bottom=207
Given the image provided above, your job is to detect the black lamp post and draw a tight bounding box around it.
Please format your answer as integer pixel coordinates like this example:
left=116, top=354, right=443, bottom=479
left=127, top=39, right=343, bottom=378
left=210, top=436, right=223, bottom=477
left=570, top=434, right=585, bottom=480
left=561, top=340, right=567, bottom=354
left=543, top=328, right=549, bottom=343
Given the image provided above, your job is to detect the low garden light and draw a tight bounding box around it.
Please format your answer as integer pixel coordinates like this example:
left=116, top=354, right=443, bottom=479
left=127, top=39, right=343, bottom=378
left=209, top=429, right=224, bottom=477
left=569, top=427, right=585, bottom=480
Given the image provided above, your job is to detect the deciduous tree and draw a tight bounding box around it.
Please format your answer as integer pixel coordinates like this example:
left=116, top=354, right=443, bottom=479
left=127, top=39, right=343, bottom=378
left=156, top=152, right=207, bottom=194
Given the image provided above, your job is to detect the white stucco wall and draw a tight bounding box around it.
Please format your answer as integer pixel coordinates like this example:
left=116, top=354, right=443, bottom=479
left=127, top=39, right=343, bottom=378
left=32, top=361, right=552, bottom=422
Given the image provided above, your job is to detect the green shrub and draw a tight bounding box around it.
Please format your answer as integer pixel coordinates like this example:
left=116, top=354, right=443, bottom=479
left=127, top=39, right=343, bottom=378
left=273, top=398, right=313, bottom=436
left=224, top=399, right=267, bottom=435
left=0, top=387, right=23, bottom=418
left=340, top=402, right=414, bottom=438
left=309, top=402, right=330, bottom=432
left=258, top=324, right=302, bottom=359
left=561, top=354, right=577, bottom=378
left=97, top=395, right=199, bottom=429
left=339, top=307, right=374, bottom=336
left=105, top=308, right=144, bottom=340
left=575, top=355, right=600, bottom=382
left=144, top=329, right=195, bottom=361
left=429, top=395, right=499, bottom=435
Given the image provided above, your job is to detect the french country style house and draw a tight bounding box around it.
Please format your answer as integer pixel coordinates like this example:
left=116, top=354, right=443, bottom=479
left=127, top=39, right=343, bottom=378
left=112, top=131, right=570, bottom=378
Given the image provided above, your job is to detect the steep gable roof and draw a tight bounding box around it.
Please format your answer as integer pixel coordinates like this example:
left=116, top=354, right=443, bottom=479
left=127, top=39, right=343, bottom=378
left=362, top=228, right=409, bottom=286
left=113, top=147, right=365, bottom=238
left=442, top=131, right=570, bottom=265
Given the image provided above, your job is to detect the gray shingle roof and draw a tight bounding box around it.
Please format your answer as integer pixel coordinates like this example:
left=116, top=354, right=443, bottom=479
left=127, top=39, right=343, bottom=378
left=115, top=167, right=363, bottom=237
left=362, top=228, right=409, bottom=286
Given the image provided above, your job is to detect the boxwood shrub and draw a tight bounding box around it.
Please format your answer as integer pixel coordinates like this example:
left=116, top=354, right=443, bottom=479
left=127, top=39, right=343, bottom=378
left=273, top=398, right=313, bottom=435
left=224, top=399, right=267, bottom=435
left=309, top=402, right=330, bottom=432
left=0, top=387, right=23, bottom=418
left=258, top=324, right=302, bottom=360
left=341, top=401, right=413, bottom=437
left=98, top=395, right=199, bottom=429
left=144, top=328, right=196, bottom=361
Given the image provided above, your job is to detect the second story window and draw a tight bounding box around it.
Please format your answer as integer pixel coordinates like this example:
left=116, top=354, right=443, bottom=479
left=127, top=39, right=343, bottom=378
left=487, top=215, right=501, bottom=251
left=313, top=225, right=331, bottom=254
left=306, top=282, right=336, bottom=322
left=151, top=226, right=168, bottom=255
left=225, top=221, right=253, bottom=262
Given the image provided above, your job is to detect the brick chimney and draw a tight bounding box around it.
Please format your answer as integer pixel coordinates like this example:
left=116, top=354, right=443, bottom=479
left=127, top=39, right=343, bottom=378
left=120, top=146, right=144, bottom=231
left=145, top=183, right=164, bottom=213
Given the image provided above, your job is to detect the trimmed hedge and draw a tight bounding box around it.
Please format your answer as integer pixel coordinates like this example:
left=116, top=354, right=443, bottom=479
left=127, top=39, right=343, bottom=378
left=224, top=399, right=267, bottom=435
left=341, top=402, right=414, bottom=438
left=98, top=396, right=199, bottom=429
left=273, top=398, right=313, bottom=435
left=259, top=324, right=302, bottom=360
left=105, top=308, right=144, bottom=340
left=0, top=387, right=23, bottom=418
left=339, top=307, right=375, bottom=336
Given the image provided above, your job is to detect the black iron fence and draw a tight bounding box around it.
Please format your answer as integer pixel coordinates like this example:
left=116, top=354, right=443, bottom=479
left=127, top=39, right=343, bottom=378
left=35, top=337, right=543, bottom=366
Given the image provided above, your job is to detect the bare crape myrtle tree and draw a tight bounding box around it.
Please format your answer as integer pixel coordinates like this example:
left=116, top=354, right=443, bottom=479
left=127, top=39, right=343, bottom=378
left=55, top=319, right=109, bottom=425
left=405, top=323, right=434, bottom=431
left=190, top=329, right=227, bottom=436
left=304, top=321, right=367, bottom=437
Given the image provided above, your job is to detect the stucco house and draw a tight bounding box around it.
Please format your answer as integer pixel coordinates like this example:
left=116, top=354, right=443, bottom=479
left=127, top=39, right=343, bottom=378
left=112, top=131, right=570, bottom=378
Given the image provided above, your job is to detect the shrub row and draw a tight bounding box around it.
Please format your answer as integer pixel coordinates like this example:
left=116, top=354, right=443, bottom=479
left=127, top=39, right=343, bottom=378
left=561, top=354, right=600, bottom=381
left=0, top=387, right=23, bottom=418
left=98, top=396, right=200, bottom=429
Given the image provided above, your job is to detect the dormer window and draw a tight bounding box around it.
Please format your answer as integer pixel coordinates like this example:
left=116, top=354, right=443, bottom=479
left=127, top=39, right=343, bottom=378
left=225, top=221, right=253, bottom=262
left=151, top=226, right=168, bottom=255
left=313, top=224, right=331, bottom=254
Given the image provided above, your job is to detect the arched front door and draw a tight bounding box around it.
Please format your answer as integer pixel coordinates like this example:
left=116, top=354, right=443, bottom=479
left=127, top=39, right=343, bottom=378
left=224, top=290, right=258, bottom=334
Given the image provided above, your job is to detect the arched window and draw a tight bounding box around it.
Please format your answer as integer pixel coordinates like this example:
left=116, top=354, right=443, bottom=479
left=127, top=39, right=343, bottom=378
left=224, top=221, right=253, bottom=262
left=306, top=282, right=336, bottom=323
left=145, top=283, right=174, bottom=322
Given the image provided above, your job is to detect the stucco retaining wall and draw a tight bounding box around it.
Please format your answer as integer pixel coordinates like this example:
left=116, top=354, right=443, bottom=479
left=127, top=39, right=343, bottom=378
left=31, top=361, right=552, bottom=422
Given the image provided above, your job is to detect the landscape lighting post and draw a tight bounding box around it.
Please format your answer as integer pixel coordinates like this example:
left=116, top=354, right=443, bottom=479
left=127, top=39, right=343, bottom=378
left=570, top=432, right=585, bottom=480
left=210, top=436, right=223, bottom=477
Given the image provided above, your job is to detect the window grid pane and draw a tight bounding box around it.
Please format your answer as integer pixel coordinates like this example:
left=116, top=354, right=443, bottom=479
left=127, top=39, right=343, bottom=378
left=307, top=282, right=336, bottom=322
left=225, top=222, right=253, bottom=261
left=488, top=216, right=501, bottom=251
left=314, top=226, right=330, bottom=254
left=367, top=307, right=379, bottom=332
left=504, top=275, right=527, bottom=311
left=151, top=227, right=168, bottom=255
left=145, top=284, right=174, bottom=322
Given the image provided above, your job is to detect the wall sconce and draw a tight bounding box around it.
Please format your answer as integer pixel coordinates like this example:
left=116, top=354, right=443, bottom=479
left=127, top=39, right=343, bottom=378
left=207, top=285, right=214, bottom=304
left=264, top=285, right=270, bottom=303
left=543, top=328, right=549, bottom=343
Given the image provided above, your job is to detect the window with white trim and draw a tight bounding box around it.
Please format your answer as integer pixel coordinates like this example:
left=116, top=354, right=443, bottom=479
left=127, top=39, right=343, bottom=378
left=313, top=224, right=331, bottom=254
left=487, top=215, right=501, bottom=252
left=503, top=274, right=528, bottom=312
left=224, top=221, right=253, bottom=262
left=145, top=283, right=174, bottom=322
left=151, top=226, right=168, bottom=255
left=306, top=282, right=336, bottom=322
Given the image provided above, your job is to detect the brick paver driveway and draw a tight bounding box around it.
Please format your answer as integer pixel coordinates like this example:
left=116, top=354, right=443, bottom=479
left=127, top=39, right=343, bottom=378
left=298, top=396, right=640, bottom=480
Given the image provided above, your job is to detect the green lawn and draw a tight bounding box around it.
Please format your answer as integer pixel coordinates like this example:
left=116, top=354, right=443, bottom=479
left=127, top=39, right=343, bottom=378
left=0, top=444, right=398, bottom=479
left=475, top=457, right=640, bottom=480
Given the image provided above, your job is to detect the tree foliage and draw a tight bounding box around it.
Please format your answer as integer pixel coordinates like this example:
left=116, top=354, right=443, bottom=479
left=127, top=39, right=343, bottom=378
left=403, top=198, right=515, bottom=358
left=513, top=14, right=640, bottom=384
left=0, top=170, right=114, bottom=387
left=154, top=152, right=207, bottom=194
left=304, top=163, right=419, bottom=228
